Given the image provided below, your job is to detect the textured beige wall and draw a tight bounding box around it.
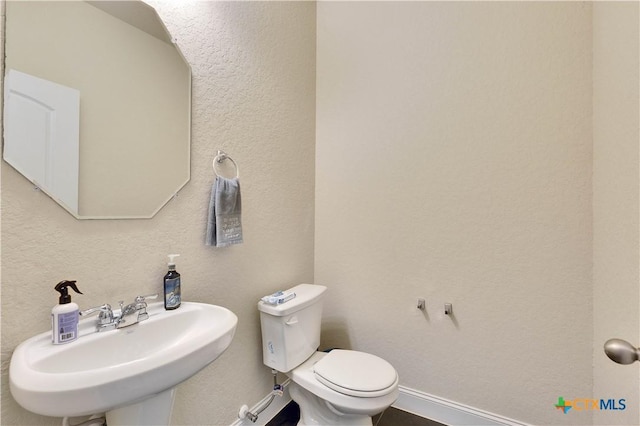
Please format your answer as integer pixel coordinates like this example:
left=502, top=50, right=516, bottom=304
left=593, top=3, right=640, bottom=425
left=0, top=1, right=316, bottom=424
left=316, top=2, right=593, bottom=424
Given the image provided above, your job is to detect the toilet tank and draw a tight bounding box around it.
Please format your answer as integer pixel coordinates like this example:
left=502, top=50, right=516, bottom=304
left=258, top=284, right=327, bottom=372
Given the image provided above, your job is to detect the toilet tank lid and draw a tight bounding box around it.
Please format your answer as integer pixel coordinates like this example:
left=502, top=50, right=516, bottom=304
left=258, top=284, right=327, bottom=316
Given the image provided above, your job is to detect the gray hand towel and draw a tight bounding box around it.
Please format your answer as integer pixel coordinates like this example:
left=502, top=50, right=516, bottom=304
left=206, top=176, right=243, bottom=247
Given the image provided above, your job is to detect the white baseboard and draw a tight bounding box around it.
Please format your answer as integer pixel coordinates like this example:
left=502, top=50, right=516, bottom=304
left=230, top=380, right=293, bottom=426
left=229, top=382, right=528, bottom=426
left=393, top=386, right=530, bottom=426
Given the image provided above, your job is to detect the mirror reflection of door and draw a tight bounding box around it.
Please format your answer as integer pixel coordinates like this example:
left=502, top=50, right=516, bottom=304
left=4, top=70, right=80, bottom=214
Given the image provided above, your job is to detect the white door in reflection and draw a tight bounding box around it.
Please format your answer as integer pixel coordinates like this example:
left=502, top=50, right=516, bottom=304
left=4, top=69, right=80, bottom=214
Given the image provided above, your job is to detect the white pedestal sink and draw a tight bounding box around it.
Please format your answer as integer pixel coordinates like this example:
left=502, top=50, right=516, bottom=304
left=9, top=302, right=238, bottom=425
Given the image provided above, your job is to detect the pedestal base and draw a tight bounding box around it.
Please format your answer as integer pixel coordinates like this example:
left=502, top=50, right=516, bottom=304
left=106, top=388, right=176, bottom=425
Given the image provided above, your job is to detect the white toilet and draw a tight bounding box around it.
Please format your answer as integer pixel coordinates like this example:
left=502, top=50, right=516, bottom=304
left=258, top=284, right=399, bottom=426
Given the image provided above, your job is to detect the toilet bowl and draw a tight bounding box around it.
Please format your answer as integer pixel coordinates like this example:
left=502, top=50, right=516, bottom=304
left=288, top=351, right=399, bottom=425
left=258, top=284, right=399, bottom=426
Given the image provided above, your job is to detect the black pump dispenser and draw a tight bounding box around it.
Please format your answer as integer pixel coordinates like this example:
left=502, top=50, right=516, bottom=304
left=54, top=280, right=83, bottom=304
left=164, top=254, right=181, bottom=310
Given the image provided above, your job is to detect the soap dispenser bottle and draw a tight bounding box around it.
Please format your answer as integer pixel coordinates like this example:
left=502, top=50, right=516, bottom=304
left=164, top=254, right=181, bottom=310
left=52, top=280, right=83, bottom=344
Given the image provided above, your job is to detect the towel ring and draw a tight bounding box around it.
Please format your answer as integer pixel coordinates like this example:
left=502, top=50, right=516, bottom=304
left=213, top=150, right=239, bottom=178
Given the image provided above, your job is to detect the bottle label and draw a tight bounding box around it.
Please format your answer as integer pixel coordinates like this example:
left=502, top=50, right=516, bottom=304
left=52, top=311, right=78, bottom=344
left=165, top=277, right=181, bottom=309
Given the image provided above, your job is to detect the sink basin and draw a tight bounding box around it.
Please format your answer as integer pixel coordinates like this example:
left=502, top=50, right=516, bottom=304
left=10, top=302, right=238, bottom=419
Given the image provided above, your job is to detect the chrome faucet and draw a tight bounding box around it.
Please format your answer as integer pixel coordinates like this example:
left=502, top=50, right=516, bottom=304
left=81, top=294, right=158, bottom=332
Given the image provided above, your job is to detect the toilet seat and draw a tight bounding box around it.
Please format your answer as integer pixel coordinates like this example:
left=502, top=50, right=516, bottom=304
left=289, top=351, right=400, bottom=417
left=313, top=350, right=398, bottom=398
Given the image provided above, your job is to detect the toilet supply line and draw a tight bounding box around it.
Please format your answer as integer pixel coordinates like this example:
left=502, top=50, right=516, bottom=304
left=238, top=369, right=284, bottom=423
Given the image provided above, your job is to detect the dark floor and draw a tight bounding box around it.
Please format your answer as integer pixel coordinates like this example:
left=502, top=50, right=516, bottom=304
left=266, top=401, right=445, bottom=426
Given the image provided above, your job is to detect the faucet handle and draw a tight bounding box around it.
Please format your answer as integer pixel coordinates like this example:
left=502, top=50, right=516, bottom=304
left=134, top=293, right=158, bottom=322
left=80, top=304, right=114, bottom=325
left=135, top=293, right=158, bottom=303
left=80, top=303, right=112, bottom=316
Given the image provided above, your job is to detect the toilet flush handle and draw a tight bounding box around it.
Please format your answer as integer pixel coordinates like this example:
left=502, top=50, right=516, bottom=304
left=285, top=316, right=298, bottom=326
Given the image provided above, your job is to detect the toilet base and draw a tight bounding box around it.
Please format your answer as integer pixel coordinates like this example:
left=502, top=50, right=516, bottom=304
left=289, top=382, right=374, bottom=426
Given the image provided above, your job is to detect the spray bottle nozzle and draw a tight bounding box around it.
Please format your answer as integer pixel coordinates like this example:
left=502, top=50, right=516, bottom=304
left=54, top=280, right=83, bottom=304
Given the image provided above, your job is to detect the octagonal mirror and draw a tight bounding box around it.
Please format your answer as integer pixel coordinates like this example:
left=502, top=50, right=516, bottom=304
left=3, top=0, right=191, bottom=219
